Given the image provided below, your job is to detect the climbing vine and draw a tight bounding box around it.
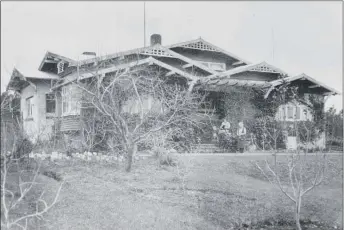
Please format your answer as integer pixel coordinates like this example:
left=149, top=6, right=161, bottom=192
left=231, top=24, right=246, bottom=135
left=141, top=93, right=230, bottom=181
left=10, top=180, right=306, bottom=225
left=214, top=77, right=326, bottom=148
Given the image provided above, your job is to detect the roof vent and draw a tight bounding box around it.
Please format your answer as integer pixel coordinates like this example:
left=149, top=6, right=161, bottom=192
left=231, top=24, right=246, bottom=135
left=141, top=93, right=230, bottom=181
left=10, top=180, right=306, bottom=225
left=150, top=34, right=162, bottom=46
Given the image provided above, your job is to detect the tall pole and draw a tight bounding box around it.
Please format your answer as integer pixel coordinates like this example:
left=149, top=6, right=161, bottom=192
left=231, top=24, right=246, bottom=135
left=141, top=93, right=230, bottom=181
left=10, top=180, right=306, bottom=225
left=271, top=27, right=275, bottom=62
left=144, top=1, right=146, bottom=47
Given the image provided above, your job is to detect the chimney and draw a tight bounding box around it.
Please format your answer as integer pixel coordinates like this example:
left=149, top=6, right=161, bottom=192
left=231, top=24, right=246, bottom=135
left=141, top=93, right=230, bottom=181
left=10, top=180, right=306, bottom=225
left=79, top=52, right=97, bottom=66
left=150, top=34, right=162, bottom=46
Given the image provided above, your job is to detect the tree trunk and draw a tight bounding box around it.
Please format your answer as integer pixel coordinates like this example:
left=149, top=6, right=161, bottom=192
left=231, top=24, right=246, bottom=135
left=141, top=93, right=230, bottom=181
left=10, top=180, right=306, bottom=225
left=295, top=196, right=302, bottom=230
left=125, top=142, right=137, bottom=172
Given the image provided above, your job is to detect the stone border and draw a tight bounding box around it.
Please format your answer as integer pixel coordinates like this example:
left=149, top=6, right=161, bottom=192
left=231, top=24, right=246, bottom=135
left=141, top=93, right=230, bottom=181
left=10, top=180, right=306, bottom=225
left=28, top=151, right=148, bottom=163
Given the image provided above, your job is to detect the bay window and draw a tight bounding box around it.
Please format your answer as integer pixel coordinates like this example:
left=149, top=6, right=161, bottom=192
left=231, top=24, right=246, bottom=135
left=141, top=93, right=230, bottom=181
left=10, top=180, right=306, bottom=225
left=62, top=84, right=81, bottom=116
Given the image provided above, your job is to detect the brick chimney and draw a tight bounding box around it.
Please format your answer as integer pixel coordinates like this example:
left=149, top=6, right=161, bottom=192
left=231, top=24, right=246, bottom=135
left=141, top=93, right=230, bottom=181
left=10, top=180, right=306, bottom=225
left=150, top=34, right=162, bottom=46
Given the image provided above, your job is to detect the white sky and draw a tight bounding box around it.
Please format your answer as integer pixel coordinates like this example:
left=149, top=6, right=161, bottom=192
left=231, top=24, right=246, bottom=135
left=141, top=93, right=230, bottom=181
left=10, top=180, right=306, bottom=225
left=1, top=1, right=342, bottom=110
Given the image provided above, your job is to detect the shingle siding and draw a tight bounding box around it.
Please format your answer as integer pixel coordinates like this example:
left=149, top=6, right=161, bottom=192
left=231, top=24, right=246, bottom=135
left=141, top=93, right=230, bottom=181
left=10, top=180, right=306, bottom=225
left=60, top=115, right=81, bottom=132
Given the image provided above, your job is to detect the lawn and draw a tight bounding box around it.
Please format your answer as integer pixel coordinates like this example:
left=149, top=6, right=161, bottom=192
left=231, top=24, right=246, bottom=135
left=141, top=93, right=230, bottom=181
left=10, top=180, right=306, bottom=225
left=5, top=154, right=342, bottom=230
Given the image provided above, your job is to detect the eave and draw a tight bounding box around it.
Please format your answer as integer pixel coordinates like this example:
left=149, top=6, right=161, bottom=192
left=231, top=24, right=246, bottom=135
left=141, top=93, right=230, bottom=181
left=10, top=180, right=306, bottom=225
left=68, top=44, right=216, bottom=76
left=38, top=51, right=75, bottom=71
left=264, top=73, right=341, bottom=98
left=195, top=77, right=271, bottom=92
left=6, top=67, right=59, bottom=92
left=50, top=57, right=199, bottom=90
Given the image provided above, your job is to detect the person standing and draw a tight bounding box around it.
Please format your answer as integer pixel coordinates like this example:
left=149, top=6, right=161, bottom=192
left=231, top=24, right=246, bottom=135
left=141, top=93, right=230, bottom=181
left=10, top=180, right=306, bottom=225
left=237, top=121, right=247, bottom=153
left=219, top=119, right=231, bottom=134
left=219, top=119, right=232, bottom=150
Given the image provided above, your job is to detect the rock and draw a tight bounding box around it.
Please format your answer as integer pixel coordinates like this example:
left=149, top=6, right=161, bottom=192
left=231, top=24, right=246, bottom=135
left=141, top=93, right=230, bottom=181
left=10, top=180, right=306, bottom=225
left=310, top=215, right=319, bottom=223
left=264, top=202, right=272, bottom=209
left=168, top=148, right=178, bottom=154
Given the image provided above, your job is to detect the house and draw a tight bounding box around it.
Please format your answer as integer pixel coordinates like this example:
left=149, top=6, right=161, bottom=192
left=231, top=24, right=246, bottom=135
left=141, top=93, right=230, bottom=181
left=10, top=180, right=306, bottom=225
left=6, top=34, right=340, bottom=149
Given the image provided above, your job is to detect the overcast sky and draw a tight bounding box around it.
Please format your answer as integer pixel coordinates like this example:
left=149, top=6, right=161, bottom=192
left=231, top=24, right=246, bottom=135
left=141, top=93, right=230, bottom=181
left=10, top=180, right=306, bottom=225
left=1, top=1, right=342, bottom=110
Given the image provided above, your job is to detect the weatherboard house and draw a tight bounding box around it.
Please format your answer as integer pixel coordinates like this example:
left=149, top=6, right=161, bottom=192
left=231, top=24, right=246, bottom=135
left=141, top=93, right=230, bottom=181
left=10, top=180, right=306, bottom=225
left=6, top=34, right=340, bottom=149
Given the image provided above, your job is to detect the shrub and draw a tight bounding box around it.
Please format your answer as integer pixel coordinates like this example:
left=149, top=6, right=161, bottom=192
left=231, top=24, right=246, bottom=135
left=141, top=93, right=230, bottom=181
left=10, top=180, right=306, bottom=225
left=218, top=132, right=237, bottom=151
left=153, top=147, right=177, bottom=166
left=246, top=117, right=286, bottom=150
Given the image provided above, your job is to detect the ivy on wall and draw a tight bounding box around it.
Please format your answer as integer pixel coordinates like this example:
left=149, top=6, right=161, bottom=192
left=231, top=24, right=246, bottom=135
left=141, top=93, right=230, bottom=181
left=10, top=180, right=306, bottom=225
left=212, top=77, right=326, bottom=148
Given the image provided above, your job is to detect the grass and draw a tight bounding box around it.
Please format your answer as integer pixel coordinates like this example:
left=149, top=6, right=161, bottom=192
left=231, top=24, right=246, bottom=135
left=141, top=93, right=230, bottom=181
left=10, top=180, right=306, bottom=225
left=3, top=154, right=342, bottom=229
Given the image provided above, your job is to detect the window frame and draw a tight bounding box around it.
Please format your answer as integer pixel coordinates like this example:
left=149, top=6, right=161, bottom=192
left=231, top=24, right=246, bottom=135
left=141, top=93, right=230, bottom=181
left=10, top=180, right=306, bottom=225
left=46, top=93, right=56, bottom=115
left=61, top=84, right=80, bottom=116
left=26, top=96, right=34, bottom=119
left=287, top=106, right=294, bottom=119
left=295, top=106, right=300, bottom=120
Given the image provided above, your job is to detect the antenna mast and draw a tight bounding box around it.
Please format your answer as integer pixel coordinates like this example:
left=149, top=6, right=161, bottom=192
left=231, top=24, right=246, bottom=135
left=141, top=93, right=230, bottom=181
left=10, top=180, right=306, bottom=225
left=144, top=2, right=146, bottom=47
left=271, top=27, right=275, bottom=62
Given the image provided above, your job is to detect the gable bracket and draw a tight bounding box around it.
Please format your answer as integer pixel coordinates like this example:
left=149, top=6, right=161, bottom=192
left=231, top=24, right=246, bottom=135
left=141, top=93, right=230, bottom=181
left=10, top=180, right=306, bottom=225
left=182, top=63, right=193, bottom=69
left=166, top=71, right=175, bottom=76
left=308, top=85, right=321, bottom=89
left=27, top=80, right=37, bottom=92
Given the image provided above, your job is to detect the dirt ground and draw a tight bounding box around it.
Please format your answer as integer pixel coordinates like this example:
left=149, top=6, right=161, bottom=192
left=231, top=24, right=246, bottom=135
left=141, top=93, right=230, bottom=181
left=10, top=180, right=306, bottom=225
left=10, top=154, right=342, bottom=230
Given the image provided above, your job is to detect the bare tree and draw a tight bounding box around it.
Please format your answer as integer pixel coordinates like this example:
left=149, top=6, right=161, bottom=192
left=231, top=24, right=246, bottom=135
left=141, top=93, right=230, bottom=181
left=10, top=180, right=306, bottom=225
left=254, top=83, right=329, bottom=230
left=76, top=62, right=209, bottom=172
left=255, top=142, right=327, bottom=230
left=1, top=92, right=64, bottom=230
left=1, top=155, right=64, bottom=230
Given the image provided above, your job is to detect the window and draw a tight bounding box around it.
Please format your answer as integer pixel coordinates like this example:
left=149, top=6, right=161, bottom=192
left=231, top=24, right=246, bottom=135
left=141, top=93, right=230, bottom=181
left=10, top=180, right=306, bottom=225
left=62, top=85, right=80, bottom=116
left=287, top=106, right=294, bottom=119
left=199, top=61, right=226, bottom=72
left=295, top=106, right=300, bottom=120
left=122, top=95, right=163, bottom=115
left=303, top=109, right=308, bottom=120
left=46, top=93, right=56, bottom=114
left=281, top=107, right=286, bottom=120
left=26, top=97, right=33, bottom=118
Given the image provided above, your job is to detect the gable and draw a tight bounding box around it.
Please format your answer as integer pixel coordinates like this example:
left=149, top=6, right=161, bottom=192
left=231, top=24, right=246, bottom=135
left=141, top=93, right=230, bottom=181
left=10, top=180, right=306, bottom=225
left=38, top=51, right=75, bottom=75
left=176, top=40, right=221, bottom=52
left=167, top=38, right=250, bottom=70
left=215, top=62, right=287, bottom=80
left=272, top=73, right=340, bottom=95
